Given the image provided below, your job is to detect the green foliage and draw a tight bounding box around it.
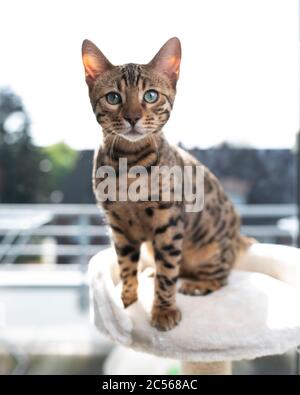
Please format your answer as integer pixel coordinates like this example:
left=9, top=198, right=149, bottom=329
left=0, top=87, right=79, bottom=203
left=39, top=142, right=78, bottom=194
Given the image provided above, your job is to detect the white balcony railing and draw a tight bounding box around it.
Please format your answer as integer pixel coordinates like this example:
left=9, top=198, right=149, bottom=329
left=0, top=204, right=297, bottom=265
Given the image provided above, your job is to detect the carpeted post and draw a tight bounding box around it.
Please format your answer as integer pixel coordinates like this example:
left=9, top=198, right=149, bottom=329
left=181, top=361, right=232, bottom=375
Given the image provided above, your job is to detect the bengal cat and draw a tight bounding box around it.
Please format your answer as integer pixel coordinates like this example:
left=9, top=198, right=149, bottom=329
left=82, top=37, right=253, bottom=331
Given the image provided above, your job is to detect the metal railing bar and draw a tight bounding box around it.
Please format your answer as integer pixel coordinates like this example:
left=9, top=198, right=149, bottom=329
left=0, top=283, right=88, bottom=290
left=0, top=204, right=101, bottom=215
left=0, top=204, right=297, bottom=217
left=0, top=225, right=109, bottom=236
left=241, top=226, right=292, bottom=237
left=237, top=204, right=296, bottom=217
left=0, top=245, right=109, bottom=256
left=0, top=230, right=21, bottom=262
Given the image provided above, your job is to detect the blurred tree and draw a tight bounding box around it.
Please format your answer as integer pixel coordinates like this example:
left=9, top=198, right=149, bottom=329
left=0, top=88, right=41, bottom=203
left=39, top=142, right=78, bottom=202
left=0, top=88, right=79, bottom=203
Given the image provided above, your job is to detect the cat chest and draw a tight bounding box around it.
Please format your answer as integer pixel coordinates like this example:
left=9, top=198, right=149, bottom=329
left=106, top=201, right=171, bottom=242
left=94, top=171, right=154, bottom=202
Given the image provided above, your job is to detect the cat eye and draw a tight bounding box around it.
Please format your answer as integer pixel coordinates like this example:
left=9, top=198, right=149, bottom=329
left=106, top=92, right=122, bottom=105
left=143, top=90, right=159, bottom=104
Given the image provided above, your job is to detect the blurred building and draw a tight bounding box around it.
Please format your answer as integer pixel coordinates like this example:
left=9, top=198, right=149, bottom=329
left=61, top=144, right=295, bottom=206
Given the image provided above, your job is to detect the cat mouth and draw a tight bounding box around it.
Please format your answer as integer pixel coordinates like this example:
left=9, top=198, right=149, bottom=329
left=121, top=129, right=145, bottom=142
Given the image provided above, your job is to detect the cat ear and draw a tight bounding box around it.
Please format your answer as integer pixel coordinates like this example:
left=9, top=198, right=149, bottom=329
left=148, top=37, right=181, bottom=86
left=82, top=39, right=113, bottom=88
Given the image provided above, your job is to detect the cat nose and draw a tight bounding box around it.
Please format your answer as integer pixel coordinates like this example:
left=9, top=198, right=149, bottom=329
left=124, top=112, right=142, bottom=126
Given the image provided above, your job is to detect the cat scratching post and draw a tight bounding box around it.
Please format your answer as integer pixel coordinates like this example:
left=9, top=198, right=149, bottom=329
left=181, top=361, right=231, bottom=375
left=89, top=244, right=300, bottom=375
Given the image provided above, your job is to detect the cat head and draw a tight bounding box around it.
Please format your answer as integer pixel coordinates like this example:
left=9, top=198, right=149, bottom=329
left=82, top=38, right=181, bottom=143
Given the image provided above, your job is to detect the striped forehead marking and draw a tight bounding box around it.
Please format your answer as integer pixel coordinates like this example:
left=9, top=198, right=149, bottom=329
left=120, top=64, right=141, bottom=87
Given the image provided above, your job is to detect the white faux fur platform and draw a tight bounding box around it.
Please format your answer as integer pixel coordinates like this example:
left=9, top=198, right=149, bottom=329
left=89, top=243, right=300, bottom=362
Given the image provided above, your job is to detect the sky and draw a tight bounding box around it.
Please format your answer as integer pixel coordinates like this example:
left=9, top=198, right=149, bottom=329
left=0, top=0, right=298, bottom=149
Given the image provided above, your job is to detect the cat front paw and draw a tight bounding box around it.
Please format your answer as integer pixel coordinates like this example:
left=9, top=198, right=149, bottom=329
left=151, top=307, right=181, bottom=331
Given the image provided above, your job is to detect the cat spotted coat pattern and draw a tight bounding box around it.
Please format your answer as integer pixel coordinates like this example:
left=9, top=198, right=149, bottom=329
left=82, top=37, right=253, bottom=331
